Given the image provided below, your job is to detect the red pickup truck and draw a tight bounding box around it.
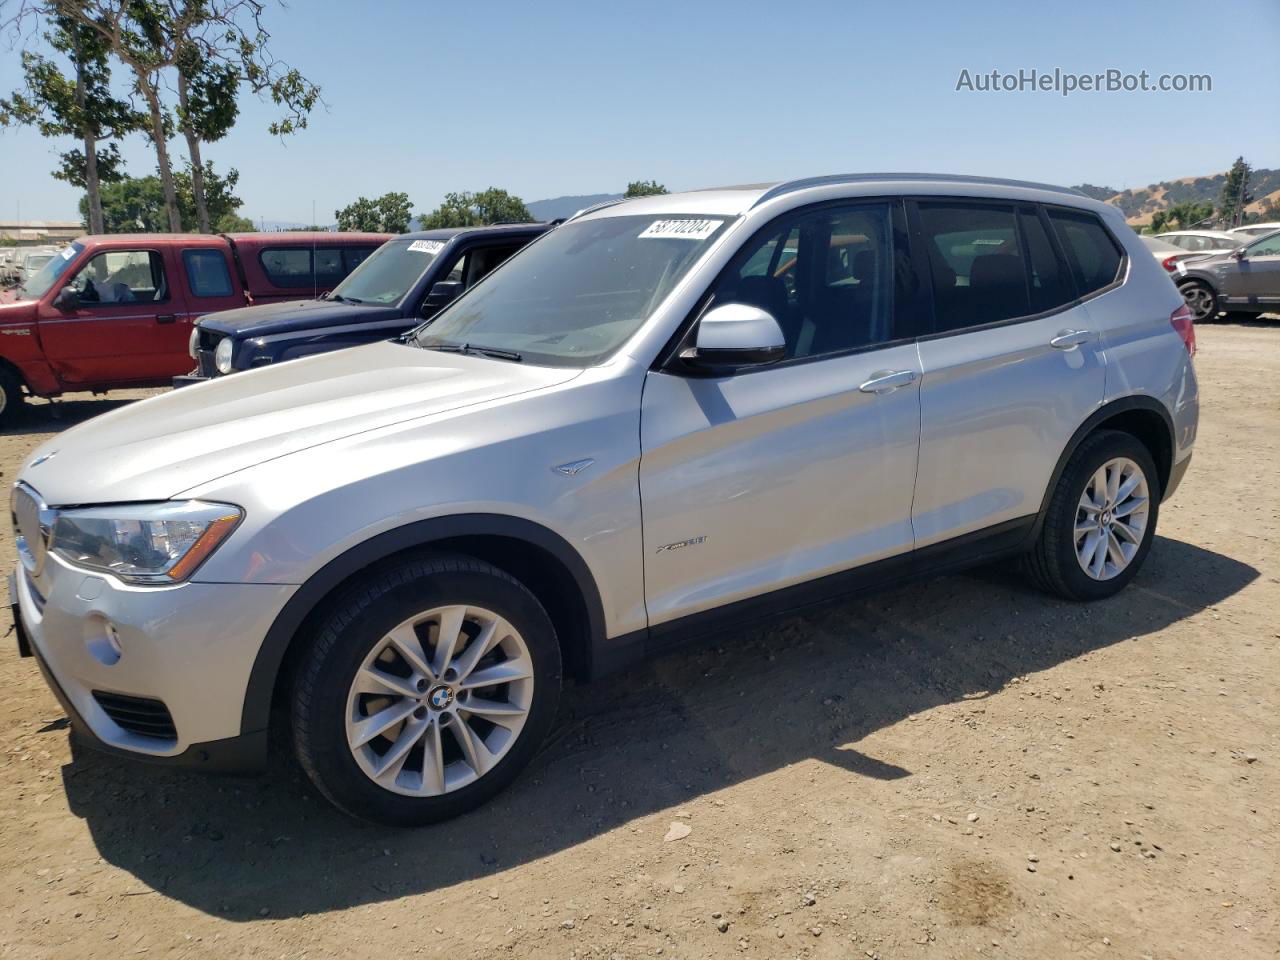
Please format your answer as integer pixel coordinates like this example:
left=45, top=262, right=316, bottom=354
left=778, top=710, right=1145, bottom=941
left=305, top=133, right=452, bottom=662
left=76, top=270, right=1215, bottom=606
left=0, top=230, right=390, bottom=424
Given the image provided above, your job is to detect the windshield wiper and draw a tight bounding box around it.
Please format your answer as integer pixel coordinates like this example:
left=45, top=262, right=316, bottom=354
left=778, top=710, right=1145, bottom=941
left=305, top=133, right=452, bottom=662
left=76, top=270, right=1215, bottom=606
left=419, top=342, right=523, bottom=362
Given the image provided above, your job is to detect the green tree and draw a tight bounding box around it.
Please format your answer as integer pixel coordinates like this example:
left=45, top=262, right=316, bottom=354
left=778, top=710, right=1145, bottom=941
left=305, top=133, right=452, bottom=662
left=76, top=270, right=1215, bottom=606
left=0, top=13, right=144, bottom=233
left=624, top=179, right=667, bottom=198
left=1219, top=156, right=1253, bottom=228
left=85, top=163, right=246, bottom=232
left=418, top=187, right=532, bottom=228
left=41, top=0, right=321, bottom=232
left=335, top=192, right=413, bottom=233
left=1166, top=200, right=1214, bottom=231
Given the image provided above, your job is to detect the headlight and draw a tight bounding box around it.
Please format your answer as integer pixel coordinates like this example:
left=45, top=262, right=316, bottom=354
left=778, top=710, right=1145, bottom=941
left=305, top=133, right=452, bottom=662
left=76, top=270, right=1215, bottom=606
left=49, top=501, right=242, bottom=584
left=214, top=337, right=234, bottom=374
left=188, top=327, right=200, bottom=360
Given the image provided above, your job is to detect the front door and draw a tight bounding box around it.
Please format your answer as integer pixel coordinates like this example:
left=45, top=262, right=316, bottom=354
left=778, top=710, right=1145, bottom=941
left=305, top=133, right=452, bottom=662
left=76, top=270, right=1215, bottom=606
left=639, top=200, right=922, bottom=627
left=909, top=200, right=1110, bottom=546
left=1232, top=232, right=1280, bottom=307
left=38, top=247, right=191, bottom=386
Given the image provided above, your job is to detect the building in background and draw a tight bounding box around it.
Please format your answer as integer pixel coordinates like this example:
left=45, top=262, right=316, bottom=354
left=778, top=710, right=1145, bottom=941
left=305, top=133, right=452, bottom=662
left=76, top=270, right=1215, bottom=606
left=0, top=220, right=82, bottom=246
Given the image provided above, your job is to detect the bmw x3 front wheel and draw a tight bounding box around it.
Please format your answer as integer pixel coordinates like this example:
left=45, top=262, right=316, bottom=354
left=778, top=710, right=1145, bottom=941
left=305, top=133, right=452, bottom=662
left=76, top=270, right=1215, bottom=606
left=292, top=555, right=562, bottom=826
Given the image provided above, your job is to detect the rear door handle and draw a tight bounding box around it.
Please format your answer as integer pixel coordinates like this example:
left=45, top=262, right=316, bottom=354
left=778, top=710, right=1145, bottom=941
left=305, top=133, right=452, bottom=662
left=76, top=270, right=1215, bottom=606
left=1050, top=329, right=1091, bottom=349
left=156, top=314, right=176, bottom=324
left=858, top=369, right=918, bottom=394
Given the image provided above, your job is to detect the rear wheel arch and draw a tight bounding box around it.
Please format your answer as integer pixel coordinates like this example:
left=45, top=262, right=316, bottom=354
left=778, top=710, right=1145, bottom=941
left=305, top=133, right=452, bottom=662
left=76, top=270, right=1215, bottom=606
left=1033, top=397, right=1175, bottom=538
left=244, top=514, right=605, bottom=736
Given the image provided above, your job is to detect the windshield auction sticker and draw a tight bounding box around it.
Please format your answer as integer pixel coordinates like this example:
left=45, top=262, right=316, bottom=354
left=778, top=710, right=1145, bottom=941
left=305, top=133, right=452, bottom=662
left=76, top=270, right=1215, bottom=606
left=407, top=239, right=445, bottom=254
left=638, top=219, right=722, bottom=241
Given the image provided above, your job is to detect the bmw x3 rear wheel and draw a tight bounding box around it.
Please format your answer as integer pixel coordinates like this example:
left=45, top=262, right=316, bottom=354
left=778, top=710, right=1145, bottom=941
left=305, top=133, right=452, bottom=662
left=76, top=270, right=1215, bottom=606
left=1025, top=430, right=1161, bottom=601
left=292, top=555, right=562, bottom=826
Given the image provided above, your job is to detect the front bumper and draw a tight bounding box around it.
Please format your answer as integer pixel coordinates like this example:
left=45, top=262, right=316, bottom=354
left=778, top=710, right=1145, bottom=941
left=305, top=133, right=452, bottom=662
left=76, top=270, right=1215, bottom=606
left=10, top=558, right=295, bottom=773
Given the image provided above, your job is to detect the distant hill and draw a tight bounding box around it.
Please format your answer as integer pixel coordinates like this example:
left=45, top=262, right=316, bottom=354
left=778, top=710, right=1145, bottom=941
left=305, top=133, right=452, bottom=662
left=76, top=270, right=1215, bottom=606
left=1072, top=168, right=1280, bottom=226
left=526, top=193, right=623, bottom=221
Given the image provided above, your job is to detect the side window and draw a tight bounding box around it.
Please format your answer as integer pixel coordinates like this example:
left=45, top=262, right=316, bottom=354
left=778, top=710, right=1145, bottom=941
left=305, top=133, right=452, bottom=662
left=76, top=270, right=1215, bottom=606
left=444, top=252, right=468, bottom=285
left=343, top=247, right=373, bottom=272
left=465, top=243, right=525, bottom=287
left=182, top=249, right=234, bottom=298
left=917, top=202, right=1028, bottom=331
left=315, top=248, right=345, bottom=285
left=67, top=250, right=167, bottom=304
left=1020, top=210, right=1072, bottom=313
left=1048, top=209, right=1123, bottom=297
left=1248, top=233, right=1280, bottom=256
left=712, top=203, right=896, bottom=360
left=260, top=248, right=312, bottom=287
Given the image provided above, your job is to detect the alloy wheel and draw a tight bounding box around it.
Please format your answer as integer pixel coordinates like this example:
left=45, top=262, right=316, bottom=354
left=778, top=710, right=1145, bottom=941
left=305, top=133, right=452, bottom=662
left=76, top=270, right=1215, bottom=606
left=1181, top=284, right=1215, bottom=321
left=345, top=604, right=534, bottom=797
left=1074, top=457, right=1150, bottom=580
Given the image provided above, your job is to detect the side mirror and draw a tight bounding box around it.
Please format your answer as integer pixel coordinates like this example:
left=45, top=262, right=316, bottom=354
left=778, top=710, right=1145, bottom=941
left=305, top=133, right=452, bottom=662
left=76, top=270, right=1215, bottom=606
left=681, top=302, right=786, bottom=371
left=52, top=287, right=80, bottom=311
left=1231, top=248, right=1246, bottom=260
left=422, top=280, right=463, bottom=314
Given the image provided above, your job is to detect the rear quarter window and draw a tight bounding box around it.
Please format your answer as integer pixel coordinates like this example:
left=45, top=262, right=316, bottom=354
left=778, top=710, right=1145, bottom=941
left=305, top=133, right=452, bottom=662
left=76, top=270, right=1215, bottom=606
left=1047, top=209, right=1124, bottom=297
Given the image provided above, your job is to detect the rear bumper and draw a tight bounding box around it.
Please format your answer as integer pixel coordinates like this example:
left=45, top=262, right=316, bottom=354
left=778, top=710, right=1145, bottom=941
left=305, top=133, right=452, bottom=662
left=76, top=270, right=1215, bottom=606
left=1164, top=452, right=1192, bottom=501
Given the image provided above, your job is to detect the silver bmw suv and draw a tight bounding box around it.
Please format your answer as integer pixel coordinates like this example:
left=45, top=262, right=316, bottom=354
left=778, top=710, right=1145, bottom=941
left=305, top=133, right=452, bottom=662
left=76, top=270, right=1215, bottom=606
left=11, top=174, right=1198, bottom=826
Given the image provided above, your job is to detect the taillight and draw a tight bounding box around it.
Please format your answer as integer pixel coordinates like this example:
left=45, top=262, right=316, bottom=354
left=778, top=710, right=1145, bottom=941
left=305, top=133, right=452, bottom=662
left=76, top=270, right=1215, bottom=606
left=1161, top=255, right=1181, bottom=272
left=1170, top=302, right=1196, bottom=357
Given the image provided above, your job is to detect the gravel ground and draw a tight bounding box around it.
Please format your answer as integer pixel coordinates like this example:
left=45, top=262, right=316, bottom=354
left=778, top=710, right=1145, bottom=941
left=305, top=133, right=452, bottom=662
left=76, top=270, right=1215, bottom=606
left=0, top=322, right=1274, bottom=959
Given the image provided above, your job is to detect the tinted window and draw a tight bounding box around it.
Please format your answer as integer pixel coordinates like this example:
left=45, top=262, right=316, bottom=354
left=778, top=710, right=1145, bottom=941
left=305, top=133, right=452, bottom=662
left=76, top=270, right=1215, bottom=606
left=918, top=202, right=1028, bottom=331
left=182, top=249, right=234, bottom=298
left=1020, top=210, right=1071, bottom=313
left=260, top=248, right=311, bottom=286
left=315, top=248, right=344, bottom=283
left=67, top=250, right=167, bottom=304
left=1048, top=210, right=1123, bottom=296
left=714, top=203, right=896, bottom=359
left=260, top=245, right=376, bottom=288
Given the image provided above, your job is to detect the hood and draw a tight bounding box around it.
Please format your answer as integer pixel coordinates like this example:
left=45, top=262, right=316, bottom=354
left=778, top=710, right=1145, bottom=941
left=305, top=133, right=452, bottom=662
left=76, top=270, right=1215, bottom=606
left=199, top=298, right=402, bottom=338
left=20, top=340, right=581, bottom=504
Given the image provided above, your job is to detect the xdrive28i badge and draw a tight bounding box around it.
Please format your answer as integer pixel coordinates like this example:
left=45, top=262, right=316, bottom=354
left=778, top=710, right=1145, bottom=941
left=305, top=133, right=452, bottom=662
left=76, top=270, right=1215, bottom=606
left=655, top=535, right=707, bottom=554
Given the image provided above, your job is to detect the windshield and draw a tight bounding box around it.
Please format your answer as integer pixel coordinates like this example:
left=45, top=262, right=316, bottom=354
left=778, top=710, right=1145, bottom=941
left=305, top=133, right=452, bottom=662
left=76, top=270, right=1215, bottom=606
left=20, top=243, right=82, bottom=299
left=328, top=237, right=446, bottom=305
left=412, top=214, right=730, bottom=366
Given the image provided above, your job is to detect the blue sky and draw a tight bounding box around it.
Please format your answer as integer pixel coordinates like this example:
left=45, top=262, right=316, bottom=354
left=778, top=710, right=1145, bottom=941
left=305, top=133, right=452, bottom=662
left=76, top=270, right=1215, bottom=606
left=2, top=0, right=1277, bottom=224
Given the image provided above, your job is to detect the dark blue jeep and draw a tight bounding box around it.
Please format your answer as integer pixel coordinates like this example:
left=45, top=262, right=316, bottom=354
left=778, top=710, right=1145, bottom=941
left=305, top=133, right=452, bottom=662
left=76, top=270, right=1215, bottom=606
left=180, top=222, right=552, bottom=382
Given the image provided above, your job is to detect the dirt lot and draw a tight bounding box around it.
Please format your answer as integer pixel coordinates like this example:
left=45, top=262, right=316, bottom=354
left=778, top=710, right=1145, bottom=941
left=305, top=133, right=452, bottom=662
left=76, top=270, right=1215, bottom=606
left=0, top=323, right=1274, bottom=960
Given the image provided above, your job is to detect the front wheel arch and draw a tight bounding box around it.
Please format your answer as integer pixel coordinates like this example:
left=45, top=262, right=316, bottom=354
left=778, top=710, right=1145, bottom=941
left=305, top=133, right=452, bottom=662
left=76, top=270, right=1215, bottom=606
left=244, top=514, right=606, bottom=737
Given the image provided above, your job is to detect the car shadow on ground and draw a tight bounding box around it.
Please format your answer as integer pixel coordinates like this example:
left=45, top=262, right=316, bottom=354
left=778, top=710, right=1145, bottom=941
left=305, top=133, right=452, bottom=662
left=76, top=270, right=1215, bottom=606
left=56, top=535, right=1256, bottom=921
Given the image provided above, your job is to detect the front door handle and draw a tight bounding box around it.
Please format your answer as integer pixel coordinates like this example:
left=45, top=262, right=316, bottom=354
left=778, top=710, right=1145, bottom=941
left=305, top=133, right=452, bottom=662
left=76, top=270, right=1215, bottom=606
left=156, top=314, right=176, bottom=324
left=1050, top=329, right=1092, bottom=349
left=858, top=369, right=918, bottom=394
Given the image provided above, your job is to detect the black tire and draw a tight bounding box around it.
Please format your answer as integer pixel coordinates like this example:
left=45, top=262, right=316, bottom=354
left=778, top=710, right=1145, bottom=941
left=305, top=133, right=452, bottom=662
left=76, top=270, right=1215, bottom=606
left=292, top=553, right=562, bottom=826
left=1024, top=430, right=1161, bottom=601
left=0, top=367, right=25, bottom=428
left=1178, top=280, right=1219, bottom=322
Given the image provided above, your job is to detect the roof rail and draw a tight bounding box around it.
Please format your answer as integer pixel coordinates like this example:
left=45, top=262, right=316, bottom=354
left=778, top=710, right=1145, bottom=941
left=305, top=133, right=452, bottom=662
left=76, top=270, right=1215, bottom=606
left=750, top=173, right=1087, bottom=209
left=565, top=197, right=631, bottom=222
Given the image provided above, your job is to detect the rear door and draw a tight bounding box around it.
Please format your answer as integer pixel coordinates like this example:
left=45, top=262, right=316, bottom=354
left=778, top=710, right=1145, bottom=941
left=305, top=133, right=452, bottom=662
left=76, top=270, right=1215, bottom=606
left=36, top=245, right=194, bottom=386
left=909, top=199, right=1111, bottom=546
